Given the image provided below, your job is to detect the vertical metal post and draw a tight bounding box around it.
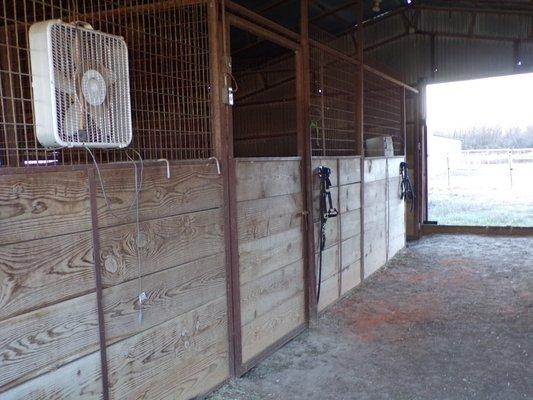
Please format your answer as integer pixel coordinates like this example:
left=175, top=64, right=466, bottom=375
left=298, top=0, right=317, bottom=326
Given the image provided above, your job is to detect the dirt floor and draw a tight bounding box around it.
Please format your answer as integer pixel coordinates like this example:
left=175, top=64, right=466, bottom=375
left=208, top=234, right=533, bottom=400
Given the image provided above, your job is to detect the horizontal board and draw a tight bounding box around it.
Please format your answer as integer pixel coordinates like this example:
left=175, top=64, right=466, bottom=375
left=236, top=160, right=301, bottom=202
left=339, top=157, right=361, bottom=185
left=0, top=230, right=94, bottom=321
left=103, top=253, right=226, bottom=344
left=96, top=164, right=223, bottom=228
left=99, top=208, right=224, bottom=286
left=311, top=158, right=338, bottom=189
left=0, top=291, right=99, bottom=391
left=339, top=183, right=361, bottom=214
left=315, top=243, right=340, bottom=282
left=241, top=292, right=305, bottom=363
left=239, top=226, right=303, bottom=285
left=317, top=273, right=339, bottom=312
left=388, top=177, right=403, bottom=203
left=0, top=170, right=91, bottom=244
left=364, top=158, right=387, bottom=182
left=363, top=180, right=386, bottom=208
left=240, top=259, right=304, bottom=326
left=341, top=236, right=361, bottom=269
left=106, top=297, right=229, bottom=400
left=388, top=234, right=405, bottom=260
left=340, top=210, right=361, bottom=240
left=2, top=350, right=102, bottom=399
left=387, top=156, right=405, bottom=178
left=313, top=217, right=339, bottom=250
left=364, top=233, right=387, bottom=279
left=237, top=192, right=303, bottom=243
left=341, top=260, right=361, bottom=295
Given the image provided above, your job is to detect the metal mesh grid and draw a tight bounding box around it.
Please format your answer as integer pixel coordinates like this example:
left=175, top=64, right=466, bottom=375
left=310, top=45, right=358, bottom=156
left=0, top=0, right=212, bottom=168
left=363, top=68, right=405, bottom=155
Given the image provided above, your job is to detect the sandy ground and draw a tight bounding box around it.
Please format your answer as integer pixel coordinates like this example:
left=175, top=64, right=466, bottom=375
left=207, top=235, right=533, bottom=400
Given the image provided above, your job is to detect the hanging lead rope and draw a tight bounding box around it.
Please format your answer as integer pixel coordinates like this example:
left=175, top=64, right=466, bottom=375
left=400, top=161, right=415, bottom=212
left=316, top=166, right=338, bottom=303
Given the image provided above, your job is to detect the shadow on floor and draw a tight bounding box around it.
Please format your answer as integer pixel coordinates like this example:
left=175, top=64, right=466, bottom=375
left=208, top=234, right=533, bottom=400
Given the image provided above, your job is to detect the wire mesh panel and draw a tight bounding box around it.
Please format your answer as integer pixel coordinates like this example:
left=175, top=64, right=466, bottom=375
left=0, top=0, right=212, bottom=168
left=363, top=68, right=404, bottom=155
left=310, top=45, right=358, bottom=156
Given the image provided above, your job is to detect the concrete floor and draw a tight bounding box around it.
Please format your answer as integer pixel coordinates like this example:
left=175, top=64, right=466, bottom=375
left=208, top=234, right=533, bottom=400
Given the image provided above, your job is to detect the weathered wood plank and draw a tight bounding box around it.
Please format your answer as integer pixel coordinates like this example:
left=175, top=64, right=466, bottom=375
left=0, top=170, right=91, bottom=244
left=315, top=243, right=340, bottom=283
left=239, top=226, right=303, bottom=285
left=240, top=259, right=304, bottom=326
left=339, top=157, right=361, bottom=185
left=364, top=179, right=386, bottom=209
left=317, top=273, right=339, bottom=312
left=99, top=208, right=224, bottom=286
left=387, top=156, right=405, bottom=178
left=1, top=350, right=103, bottom=399
left=241, top=292, right=305, bottom=363
left=388, top=233, right=405, bottom=260
left=339, top=183, right=361, bottom=213
left=0, top=231, right=94, bottom=321
left=364, top=226, right=387, bottom=279
left=364, top=158, right=387, bottom=182
left=96, top=164, right=223, bottom=228
left=340, top=209, right=361, bottom=240
left=106, top=297, right=229, bottom=400
left=103, top=253, right=226, bottom=344
left=341, top=260, right=361, bottom=295
left=0, top=291, right=99, bottom=391
left=341, top=235, right=361, bottom=269
left=237, top=192, right=302, bottom=243
left=236, top=160, right=301, bottom=202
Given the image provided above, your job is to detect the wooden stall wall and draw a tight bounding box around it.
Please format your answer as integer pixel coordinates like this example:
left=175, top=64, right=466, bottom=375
left=312, top=156, right=361, bottom=311
left=235, top=158, right=306, bottom=364
left=0, top=163, right=229, bottom=399
left=363, top=156, right=406, bottom=279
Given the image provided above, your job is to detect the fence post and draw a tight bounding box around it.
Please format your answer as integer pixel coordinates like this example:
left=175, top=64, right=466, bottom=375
left=508, top=149, right=513, bottom=188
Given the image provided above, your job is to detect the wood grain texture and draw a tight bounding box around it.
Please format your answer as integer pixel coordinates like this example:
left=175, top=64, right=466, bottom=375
left=317, top=273, right=339, bottom=312
left=96, top=164, right=223, bottom=228
left=387, top=156, right=405, bottom=178
left=103, top=253, right=226, bottom=344
left=99, top=208, right=224, bottom=286
left=240, top=259, right=304, bottom=326
left=235, top=160, right=301, bottom=202
left=2, top=350, right=103, bottom=400
left=0, top=291, right=99, bottom=391
left=238, top=226, right=303, bottom=285
left=241, top=292, right=304, bottom=363
left=339, top=183, right=361, bottom=213
left=341, top=260, right=361, bottom=295
left=313, top=217, right=339, bottom=249
left=315, top=244, right=340, bottom=283
left=340, top=209, right=361, bottom=240
left=106, top=297, right=229, bottom=400
left=237, top=192, right=302, bottom=243
left=364, top=158, right=387, bottom=183
left=0, top=231, right=94, bottom=321
left=364, top=180, right=386, bottom=210
left=0, top=170, right=91, bottom=244
left=341, top=236, right=361, bottom=269
left=339, top=157, right=361, bottom=185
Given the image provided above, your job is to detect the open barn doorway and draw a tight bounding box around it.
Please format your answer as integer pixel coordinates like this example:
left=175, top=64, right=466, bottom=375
left=426, top=72, right=533, bottom=227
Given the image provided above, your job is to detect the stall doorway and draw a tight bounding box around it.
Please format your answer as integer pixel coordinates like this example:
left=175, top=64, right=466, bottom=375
left=426, top=72, right=533, bottom=227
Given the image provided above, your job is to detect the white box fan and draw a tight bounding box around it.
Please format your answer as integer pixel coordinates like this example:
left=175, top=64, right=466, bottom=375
left=29, top=20, right=132, bottom=148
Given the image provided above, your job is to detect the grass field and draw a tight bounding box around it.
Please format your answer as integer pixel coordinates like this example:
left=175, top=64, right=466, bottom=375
left=428, top=162, right=533, bottom=227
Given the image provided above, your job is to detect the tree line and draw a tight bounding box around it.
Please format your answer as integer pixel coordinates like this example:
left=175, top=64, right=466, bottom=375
left=436, top=126, right=533, bottom=150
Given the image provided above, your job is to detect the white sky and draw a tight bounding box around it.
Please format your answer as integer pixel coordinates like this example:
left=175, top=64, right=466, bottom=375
left=426, top=72, right=533, bottom=133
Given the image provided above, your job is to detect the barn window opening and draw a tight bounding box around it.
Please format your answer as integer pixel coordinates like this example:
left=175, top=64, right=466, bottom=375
left=427, top=72, right=533, bottom=227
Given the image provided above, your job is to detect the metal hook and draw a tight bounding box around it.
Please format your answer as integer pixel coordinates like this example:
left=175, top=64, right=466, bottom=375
left=208, top=157, right=221, bottom=175
left=156, top=159, right=170, bottom=179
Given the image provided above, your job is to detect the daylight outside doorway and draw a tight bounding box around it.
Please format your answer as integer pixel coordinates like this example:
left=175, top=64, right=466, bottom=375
left=427, top=73, right=533, bottom=227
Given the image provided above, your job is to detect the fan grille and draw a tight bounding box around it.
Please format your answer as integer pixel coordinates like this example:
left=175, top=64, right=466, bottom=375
left=50, top=23, right=132, bottom=147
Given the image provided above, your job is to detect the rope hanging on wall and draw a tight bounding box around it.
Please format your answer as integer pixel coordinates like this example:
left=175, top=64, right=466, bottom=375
left=316, top=165, right=338, bottom=303
left=399, top=161, right=415, bottom=212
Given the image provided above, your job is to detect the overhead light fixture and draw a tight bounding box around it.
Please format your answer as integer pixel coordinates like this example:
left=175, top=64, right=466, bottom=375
left=372, top=0, right=381, bottom=12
